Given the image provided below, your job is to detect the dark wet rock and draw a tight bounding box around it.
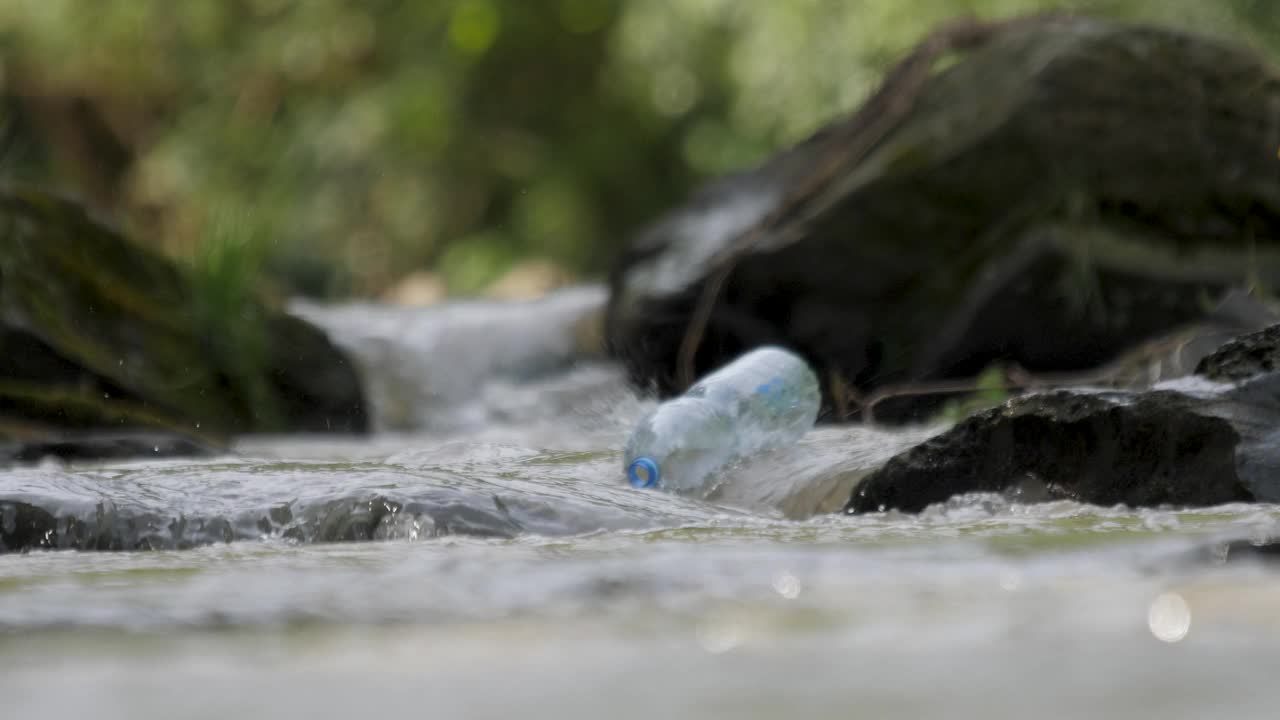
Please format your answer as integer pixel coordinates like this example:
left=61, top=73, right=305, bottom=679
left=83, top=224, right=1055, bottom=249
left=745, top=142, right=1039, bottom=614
left=1195, top=324, right=1280, bottom=383
left=845, top=340, right=1280, bottom=514
left=0, top=487, right=532, bottom=553
left=0, top=501, right=57, bottom=552
left=605, top=14, right=1280, bottom=422
left=0, top=431, right=217, bottom=463
left=0, top=187, right=368, bottom=451
left=845, top=389, right=1253, bottom=514
left=0, top=498, right=233, bottom=552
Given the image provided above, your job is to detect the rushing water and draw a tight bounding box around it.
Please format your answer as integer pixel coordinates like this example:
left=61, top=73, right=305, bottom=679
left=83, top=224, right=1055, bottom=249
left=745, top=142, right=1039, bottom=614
left=5, top=287, right=1280, bottom=719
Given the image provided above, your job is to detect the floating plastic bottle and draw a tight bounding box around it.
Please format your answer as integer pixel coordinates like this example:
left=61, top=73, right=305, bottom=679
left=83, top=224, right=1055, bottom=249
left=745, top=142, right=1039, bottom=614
left=624, top=345, right=821, bottom=493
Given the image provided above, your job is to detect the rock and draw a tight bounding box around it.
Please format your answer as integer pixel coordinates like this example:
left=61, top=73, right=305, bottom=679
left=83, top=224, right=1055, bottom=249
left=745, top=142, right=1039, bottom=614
left=0, top=431, right=218, bottom=463
left=845, top=322, right=1280, bottom=514
left=0, top=501, right=58, bottom=553
left=0, top=187, right=368, bottom=452
left=1194, top=323, right=1280, bottom=382
left=845, top=388, right=1252, bottom=513
left=605, top=14, right=1280, bottom=422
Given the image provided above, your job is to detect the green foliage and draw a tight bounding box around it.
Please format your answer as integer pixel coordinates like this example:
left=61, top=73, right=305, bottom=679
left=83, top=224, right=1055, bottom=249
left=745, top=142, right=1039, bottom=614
left=0, top=0, right=1276, bottom=298
left=189, top=205, right=283, bottom=430
left=935, top=364, right=1014, bottom=424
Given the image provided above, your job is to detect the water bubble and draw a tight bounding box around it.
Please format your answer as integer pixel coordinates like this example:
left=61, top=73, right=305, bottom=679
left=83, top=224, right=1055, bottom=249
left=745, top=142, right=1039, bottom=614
left=1148, top=591, right=1192, bottom=643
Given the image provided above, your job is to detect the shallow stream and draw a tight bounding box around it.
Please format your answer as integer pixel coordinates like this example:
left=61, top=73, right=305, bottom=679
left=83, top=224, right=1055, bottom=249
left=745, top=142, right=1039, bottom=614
left=5, top=287, right=1280, bottom=719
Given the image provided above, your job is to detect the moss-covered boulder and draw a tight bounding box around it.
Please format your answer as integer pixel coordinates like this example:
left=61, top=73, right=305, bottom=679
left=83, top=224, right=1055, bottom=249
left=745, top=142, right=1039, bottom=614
left=605, top=14, right=1280, bottom=422
left=0, top=187, right=367, bottom=454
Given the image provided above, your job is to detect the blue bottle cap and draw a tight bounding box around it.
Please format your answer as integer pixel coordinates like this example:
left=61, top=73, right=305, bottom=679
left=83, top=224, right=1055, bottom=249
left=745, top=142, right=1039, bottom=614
left=628, top=457, right=660, bottom=488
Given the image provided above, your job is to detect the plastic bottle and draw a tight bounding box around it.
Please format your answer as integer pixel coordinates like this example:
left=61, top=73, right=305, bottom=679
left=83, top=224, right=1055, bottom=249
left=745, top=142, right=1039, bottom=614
left=624, top=345, right=821, bottom=493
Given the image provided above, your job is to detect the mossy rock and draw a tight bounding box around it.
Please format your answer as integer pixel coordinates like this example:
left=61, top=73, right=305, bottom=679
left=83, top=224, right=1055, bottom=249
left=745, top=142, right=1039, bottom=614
left=606, top=15, right=1280, bottom=422
left=0, top=187, right=367, bottom=449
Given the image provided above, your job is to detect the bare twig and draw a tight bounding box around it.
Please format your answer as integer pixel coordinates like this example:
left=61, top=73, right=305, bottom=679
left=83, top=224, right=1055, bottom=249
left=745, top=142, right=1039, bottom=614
left=857, top=325, right=1207, bottom=423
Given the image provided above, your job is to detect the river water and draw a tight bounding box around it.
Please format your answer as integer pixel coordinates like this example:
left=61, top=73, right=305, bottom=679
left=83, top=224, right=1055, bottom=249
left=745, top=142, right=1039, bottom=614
left=5, top=286, right=1280, bottom=719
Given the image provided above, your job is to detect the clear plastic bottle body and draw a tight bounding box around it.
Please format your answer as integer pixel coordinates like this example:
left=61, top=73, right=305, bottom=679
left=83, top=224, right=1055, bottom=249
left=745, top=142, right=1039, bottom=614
left=624, top=346, right=821, bottom=493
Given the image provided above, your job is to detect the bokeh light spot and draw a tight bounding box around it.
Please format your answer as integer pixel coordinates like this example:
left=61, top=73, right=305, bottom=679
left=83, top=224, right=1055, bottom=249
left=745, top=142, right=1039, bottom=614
left=1148, top=591, right=1192, bottom=643
left=449, top=0, right=500, bottom=56
left=652, top=65, right=700, bottom=117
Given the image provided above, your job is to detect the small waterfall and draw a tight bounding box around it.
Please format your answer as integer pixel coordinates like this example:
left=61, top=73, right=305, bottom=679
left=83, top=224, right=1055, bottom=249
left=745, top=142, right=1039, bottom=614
left=289, top=285, right=621, bottom=433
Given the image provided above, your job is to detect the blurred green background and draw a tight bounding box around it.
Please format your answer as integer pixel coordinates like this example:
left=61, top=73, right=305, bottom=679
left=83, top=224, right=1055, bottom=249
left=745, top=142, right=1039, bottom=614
left=0, top=0, right=1277, bottom=303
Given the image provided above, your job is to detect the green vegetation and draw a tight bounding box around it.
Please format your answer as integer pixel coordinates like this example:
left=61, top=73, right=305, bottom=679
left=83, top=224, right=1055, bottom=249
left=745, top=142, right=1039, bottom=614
left=0, top=0, right=1277, bottom=300
left=189, top=206, right=282, bottom=430
left=935, top=365, right=1013, bottom=424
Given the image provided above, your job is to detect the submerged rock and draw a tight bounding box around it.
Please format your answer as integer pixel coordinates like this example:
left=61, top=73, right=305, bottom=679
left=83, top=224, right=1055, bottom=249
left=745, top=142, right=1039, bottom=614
left=606, top=14, right=1280, bottom=422
left=0, top=187, right=367, bottom=453
left=845, top=323, right=1280, bottom=514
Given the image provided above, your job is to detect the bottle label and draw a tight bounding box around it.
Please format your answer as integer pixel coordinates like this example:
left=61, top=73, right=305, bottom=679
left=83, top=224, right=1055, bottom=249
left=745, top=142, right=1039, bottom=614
left=755, top=376, right=791, bottom=415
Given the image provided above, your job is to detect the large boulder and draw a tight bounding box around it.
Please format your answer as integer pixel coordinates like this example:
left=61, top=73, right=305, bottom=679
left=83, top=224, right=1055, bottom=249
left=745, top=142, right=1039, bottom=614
left=605, top=14, right=1280, bottom=422
left=844, top=322, right=1280, bottom=514
left=0, top=187, right=367, bottom=456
